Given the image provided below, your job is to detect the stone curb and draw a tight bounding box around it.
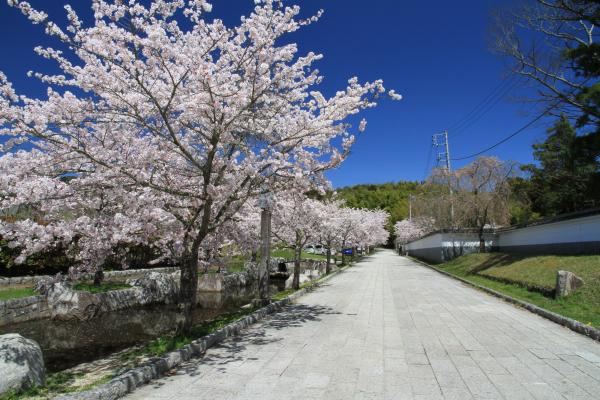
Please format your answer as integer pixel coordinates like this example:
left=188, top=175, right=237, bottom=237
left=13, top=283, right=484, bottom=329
left=406, top=256, right=600, bottom=342
left=54, top=265, right=349, bottom=400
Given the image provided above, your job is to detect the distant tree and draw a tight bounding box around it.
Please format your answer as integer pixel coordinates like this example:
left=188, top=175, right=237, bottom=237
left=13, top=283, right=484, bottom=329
left=522, top=115, right=600, bottom=214
left=454, top=157, right=515, bottom=251
left=415, top=175, right=455, bottom=230
left=419, top=157, right=515, bottom=252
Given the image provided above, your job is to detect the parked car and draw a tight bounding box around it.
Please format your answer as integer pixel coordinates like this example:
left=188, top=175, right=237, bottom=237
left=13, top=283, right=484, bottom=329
left=304, top=245, right=316, bottom=254
left=304, top=244, right=326, bottom=255
left=314, top=244, right=326, bottom=255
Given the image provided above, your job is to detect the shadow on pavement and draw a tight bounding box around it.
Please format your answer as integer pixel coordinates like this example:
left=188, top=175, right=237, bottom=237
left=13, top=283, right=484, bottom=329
left=150, top=303, right=341, bottom=380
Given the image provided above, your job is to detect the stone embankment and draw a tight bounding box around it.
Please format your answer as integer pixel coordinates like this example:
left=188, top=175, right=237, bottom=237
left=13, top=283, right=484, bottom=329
left=0, top=266, right=179, bottom=288
left=0, top=258, right=329, bottom=327
left=0, top=267, right=257, bottom=327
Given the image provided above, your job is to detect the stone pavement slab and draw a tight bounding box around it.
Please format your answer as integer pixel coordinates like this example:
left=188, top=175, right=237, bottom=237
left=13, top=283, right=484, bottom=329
left=124, top=250, right=600, bottom=399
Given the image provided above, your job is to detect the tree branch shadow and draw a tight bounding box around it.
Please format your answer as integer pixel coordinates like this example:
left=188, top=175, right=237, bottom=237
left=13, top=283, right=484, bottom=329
left=148, top=303, right=341, bottom=382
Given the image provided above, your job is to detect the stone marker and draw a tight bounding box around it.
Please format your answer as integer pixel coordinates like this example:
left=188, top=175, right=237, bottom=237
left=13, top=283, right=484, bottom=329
left=0, top=333, right=45, bottom=395
left=556, top=270, right=584, bottom=298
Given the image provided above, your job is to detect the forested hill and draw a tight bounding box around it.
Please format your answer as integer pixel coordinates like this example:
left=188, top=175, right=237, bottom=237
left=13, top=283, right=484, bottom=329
left=335, top=181, right=421, bottom=236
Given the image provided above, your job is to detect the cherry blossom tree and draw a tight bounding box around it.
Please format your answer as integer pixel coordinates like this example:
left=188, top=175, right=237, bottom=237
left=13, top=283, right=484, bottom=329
left=394, top=217, right=434, bottom=246
left=0, top=0, right=400, bottom=332
left=350, top=209, right=389, bottom=254
left=315, top=198, right=345, bottom=274
left=330, top=207, right=388, bottom=264
left=271, top=192, right=322, bottom=289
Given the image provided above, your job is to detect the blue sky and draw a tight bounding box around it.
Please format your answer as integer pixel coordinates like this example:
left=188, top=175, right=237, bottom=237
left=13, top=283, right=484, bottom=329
left=0, top=0, right=550, bottom=188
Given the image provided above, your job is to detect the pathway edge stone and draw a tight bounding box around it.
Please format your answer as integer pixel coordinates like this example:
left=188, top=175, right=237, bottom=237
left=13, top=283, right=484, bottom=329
left=53, top=264, right=350, bottom=400
left=407, top=256, right=600, bottom=342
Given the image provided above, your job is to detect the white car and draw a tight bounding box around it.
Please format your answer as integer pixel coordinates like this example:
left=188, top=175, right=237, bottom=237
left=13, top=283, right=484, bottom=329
left=304, top=245, right=316, bottom=254
left=304, top=244, right=327, bottom=255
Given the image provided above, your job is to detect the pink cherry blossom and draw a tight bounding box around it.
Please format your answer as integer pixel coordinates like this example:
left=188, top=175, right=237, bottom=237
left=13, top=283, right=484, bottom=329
left=0, top=0, right=400, bottom=333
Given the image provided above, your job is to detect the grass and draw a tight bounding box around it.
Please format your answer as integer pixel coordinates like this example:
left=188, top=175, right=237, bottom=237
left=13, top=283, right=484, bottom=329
left=225, top=255, right=247, bottom=273
left=0, top=371, right=113, bottom=400
left=0, top=287, right=36, bottom=301
left=271, top=248, right=327, bottom=261
left=434, top=253, right=600, bottom=329
left=0, top=282, right=131, bottom=302
left=73, top=282, right=131, bottom=293
left=118, top=306, right=260, bottom=364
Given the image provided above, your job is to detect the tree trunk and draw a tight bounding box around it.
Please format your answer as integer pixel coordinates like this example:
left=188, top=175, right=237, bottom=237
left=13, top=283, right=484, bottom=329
left=325, top=240, right=332, bottom=275
left=177, top=243, right=200, bottom=335
left=341, top=240, right=346, bottom=266
left=93, top=269, right=104, bottom=286
left=293, top=242, right=301, bottom=290
left=479, top=230, right=486, bottom=253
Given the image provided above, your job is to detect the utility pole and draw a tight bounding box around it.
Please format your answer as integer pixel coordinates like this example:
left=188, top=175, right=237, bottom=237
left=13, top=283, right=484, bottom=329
left=408, top=194, right=413, bottom=221
left=432, top=131, right=454, bottom=224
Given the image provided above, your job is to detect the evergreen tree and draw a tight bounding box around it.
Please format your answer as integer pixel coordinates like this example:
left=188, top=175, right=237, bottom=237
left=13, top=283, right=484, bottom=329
left=522, top=115, right=600, bottom=215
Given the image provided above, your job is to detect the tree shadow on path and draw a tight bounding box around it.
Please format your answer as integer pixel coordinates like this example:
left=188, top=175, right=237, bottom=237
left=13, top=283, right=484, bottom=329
left=147, top=303, right=342, bottom=384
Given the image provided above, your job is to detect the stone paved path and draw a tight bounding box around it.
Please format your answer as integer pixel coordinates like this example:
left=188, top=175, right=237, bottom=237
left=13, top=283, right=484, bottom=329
left=125, top=250, right=600, bottom=399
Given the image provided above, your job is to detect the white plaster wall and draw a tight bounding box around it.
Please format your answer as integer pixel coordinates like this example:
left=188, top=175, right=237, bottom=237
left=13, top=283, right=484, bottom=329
left=405, top=232, right=494, bottom=252
left=497, top=214, right=600, bottom=247
left=441, top=232, right=495, bottom=250
left=405, top=233, right=444, bottom=252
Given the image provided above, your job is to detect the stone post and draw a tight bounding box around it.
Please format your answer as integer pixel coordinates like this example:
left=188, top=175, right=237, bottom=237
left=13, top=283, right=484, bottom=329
left=254, top=192, right=272, bottom=307
left=555, top=270, right=584, bottom=298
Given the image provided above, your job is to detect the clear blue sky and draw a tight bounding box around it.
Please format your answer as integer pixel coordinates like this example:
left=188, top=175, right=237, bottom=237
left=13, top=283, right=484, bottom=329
left=0, top=0, right=549, bottom=188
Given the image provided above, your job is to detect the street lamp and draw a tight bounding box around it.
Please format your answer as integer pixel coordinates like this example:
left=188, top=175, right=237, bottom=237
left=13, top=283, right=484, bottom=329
left=255, top=190, right=273, bottom=306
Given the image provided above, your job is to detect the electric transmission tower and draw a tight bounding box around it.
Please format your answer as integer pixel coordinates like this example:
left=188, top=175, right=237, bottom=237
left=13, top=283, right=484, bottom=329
left=432, top=131, right=451, bottom=172
left=432, top=131, right=454, bottom=223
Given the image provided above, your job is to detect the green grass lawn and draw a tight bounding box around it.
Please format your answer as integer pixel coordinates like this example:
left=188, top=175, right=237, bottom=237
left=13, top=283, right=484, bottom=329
left=271, top=248, right=327, bottom=261
left=435, top=253, right=600, bottom=329
left=73, top=282, right=131, bottom=293
left=0, top=287, right=36, bottom=301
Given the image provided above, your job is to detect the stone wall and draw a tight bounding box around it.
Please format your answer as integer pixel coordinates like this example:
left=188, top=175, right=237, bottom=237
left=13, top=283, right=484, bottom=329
left=267, top=258, right=327, bottom=275
left=197, top=269, right=255, bottom=292
left=0, top=288, right=164, bottom=328
left=0, top=296, right=50, bottom=326
left=0, top=266, right=178, bottom=288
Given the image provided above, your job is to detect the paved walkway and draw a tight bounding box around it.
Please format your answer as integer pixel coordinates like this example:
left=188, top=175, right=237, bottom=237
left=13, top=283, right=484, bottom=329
left=126, top=250, right=600, bottom=399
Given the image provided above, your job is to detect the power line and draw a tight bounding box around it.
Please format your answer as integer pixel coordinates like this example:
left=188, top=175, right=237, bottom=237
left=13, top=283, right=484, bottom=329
left=423, top=140, right=433, bottom=180
left=451, top=111, right=547, bottom=161
left=452, top=77, right=523, bottom=138
left=448, top=75, right=518, bottom=133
